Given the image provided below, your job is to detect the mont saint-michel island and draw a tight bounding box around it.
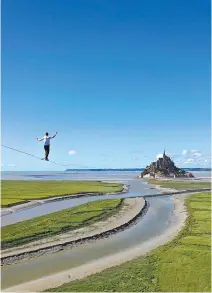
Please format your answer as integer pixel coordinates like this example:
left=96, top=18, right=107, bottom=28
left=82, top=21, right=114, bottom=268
left=138, top=150, right=194, bottom=179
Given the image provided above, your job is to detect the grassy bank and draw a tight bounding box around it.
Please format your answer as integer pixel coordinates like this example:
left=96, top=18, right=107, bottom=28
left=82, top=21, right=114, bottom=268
left=47, top=191, right=211, bottom=292
left=149, top=179, right=211, bottom=190
left=1, top=180, right=123, bottom=207
left=2, top=199, right=122, bottom=249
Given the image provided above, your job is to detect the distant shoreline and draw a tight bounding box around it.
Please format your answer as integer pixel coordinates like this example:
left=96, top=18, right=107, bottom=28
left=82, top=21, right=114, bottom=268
left=65, top=168, right=211, bottom=172
left=1, top=168, right=211, bottom=173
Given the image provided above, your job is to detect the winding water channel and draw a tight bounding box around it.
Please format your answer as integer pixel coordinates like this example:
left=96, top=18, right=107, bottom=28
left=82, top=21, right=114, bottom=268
left=2, top=177, right=176, bottom=289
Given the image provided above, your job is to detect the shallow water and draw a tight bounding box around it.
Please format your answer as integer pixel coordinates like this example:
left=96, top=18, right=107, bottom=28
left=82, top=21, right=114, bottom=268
left=1, top=195, right=174, bottom=289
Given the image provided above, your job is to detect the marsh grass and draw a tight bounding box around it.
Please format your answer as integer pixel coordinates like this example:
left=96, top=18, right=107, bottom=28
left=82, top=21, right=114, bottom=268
left=1, top=180, right=123, bottom=207
left=2, top=199, right=122, bottom=249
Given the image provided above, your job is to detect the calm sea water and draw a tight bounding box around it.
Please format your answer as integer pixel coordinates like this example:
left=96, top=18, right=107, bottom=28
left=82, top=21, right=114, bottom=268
left=1, top=171, right=148, bottom=181
left=1, top=170, right=211, bottom=181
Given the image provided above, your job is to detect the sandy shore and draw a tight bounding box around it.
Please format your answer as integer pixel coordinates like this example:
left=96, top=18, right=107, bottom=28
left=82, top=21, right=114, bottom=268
left=3, top=192, right=189, bottom=292
left=152, top=184, right=178, bottom=193
left=151, top=177, right=211, bottom=183
left=1, top=197, right=146, bottom=265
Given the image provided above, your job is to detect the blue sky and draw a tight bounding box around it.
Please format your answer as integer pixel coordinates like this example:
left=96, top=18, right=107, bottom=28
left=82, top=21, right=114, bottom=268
left=2, top=0, right=211, bottom=171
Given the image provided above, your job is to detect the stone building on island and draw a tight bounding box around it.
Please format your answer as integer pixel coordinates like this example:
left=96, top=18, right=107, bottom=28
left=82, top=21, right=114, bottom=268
left=139, top=150, right=194, bottom=179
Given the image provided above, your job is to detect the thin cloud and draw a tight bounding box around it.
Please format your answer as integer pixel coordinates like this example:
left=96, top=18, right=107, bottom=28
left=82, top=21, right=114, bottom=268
left=184, top=161, right=192, bottom=164
left=191, top=150, right=202, bottom=158
left=184, top=158, right=195, bottom=164
left=179, top=150, right=210, bottom=166
left=182, top=150, right=188, bottom=155
left=193, top=152, right=202, bottom=158
left=182, top=150, right=202, bottom=162
left=8, top=164, right=16, bottom=167
left=182, top=149, right=202, bottom=157
left=186, top=158, right=194, bottom=162
left=183, top=158, right=202, bottom=165
left=68, top=150, right=77, bottom=155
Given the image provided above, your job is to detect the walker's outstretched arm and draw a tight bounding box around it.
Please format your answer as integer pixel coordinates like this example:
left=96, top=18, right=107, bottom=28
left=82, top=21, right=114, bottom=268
left=36, top=137, right=44, bottom=141
left=50, top=132, right=58, bottom=139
